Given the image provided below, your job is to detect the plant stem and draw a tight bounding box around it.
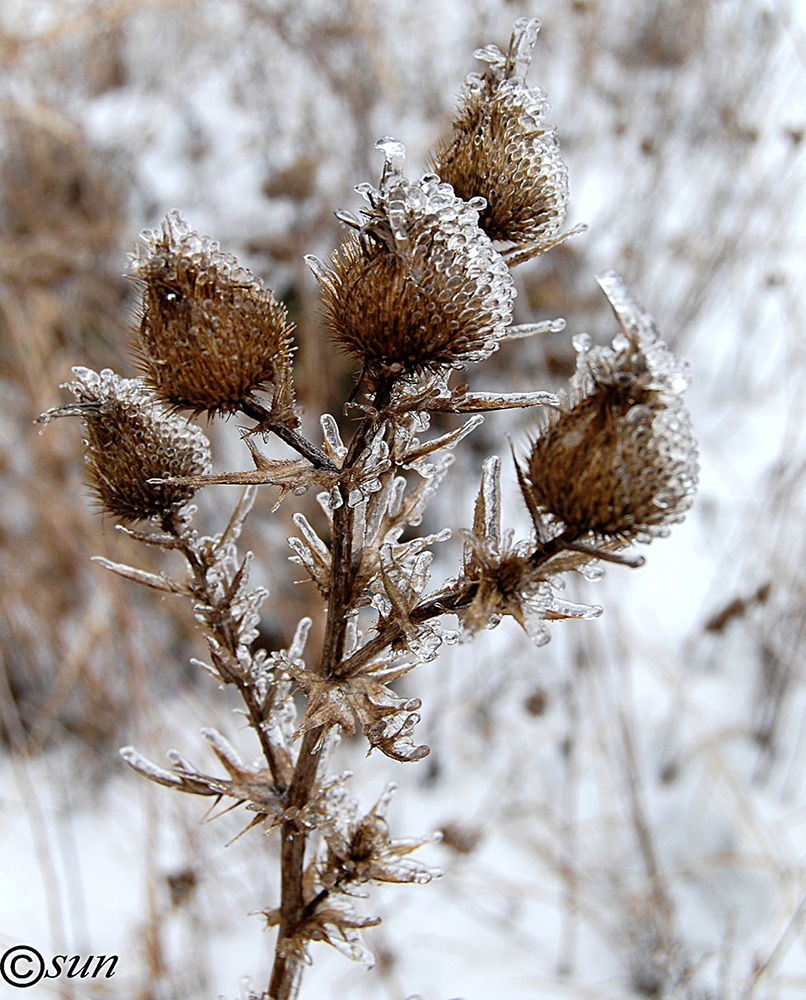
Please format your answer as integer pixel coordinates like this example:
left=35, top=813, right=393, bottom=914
left=164, top=514, right=289, bottom=789
left=240, top=399, right=337, bottom=472
left=267, top=377, right=393, bottom=998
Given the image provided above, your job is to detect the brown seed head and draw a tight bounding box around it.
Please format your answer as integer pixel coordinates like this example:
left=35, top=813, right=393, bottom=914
left=129, top=211, right=296, bottom=418
left=40, top=367, right=212, bottom=524
left=430, top=18, right=570, bottom=260
left=306, top=139, right=515, bottom=374
left=521, top=273, right=698, bottom=545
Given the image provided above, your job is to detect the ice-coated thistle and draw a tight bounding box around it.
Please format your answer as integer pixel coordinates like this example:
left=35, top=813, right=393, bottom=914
left=430, top=18, right=573, bottom=264
left=39, top=367, right=212, bottom=524
left=38, top=20, right=700, bottom=1000
left=130, top=211, right=296, bottom=419
left=306, top=139, right=516, bottom=373
left=520, top=273, right=698, bottom=545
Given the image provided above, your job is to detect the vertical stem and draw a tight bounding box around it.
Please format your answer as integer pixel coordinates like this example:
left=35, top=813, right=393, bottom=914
left=267, top=378, right=393, bottom=999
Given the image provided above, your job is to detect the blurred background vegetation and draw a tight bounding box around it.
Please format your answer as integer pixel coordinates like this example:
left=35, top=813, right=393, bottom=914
left=1, top=1, right=805, bottom=998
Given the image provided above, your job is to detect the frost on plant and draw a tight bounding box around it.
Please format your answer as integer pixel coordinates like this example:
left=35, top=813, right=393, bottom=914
left=39, top=20, right=698, bottom=1000
left=306, top=138, right=515, bottom=374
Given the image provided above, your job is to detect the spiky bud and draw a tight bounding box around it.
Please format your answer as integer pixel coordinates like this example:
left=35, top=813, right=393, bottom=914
left=305, top=139, right=515, bottom=374
left=129, top=211, right=296, bottom=419
left=40, top=367, right=212, bottom=524
left=430, top=18, right=571, bottom=264
left=521, top=273, right=698, bottom=545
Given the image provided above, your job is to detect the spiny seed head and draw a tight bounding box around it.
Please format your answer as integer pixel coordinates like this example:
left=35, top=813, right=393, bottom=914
left=129, top=211, right=296, bottom=418
left=430, top=18, right=570, bottom=261
left=306, top=138, right=515, bottom=374
left=521, top=273, right=698, bottom=545
left=40, top=367, right=212, bottom=524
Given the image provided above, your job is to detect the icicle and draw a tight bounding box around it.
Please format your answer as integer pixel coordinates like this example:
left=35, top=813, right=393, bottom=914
left=120, top=746, right=183, bottom=787
left=289, top=617, right=312, bottom=661
left=320, top=413, right=347, bottom=463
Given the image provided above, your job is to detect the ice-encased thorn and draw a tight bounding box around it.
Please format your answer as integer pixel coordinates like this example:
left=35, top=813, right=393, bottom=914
left=320, top=413, right=347, bottom=463
left=304, top=253, right=331, bottom=285
left=334, top=210, right=362, bottom=230
left=572, top=332, right=592, bottom=353
left=478, top=455, right=502, bottom=556
left=376, top=137, right=406, bottom=180
left=505, top=317, right=566, bottom=340
left=292, top=512, right=330, bottom=560
left=374, top=781, right=398, bottom=819
left=289, top=617, right=312, bottom=661
left=595, top=271, right=659, bottom=348
left=507, top=17, right=541, bottom=80
left=120, top=746, right=182, bottom=787
left=354, top=181, right=375, bottom=206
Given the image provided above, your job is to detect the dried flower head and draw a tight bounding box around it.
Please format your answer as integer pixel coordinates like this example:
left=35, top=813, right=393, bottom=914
left=129, top=211, right=296, bottom=419
left=457, top=455, right=603, bottom=648
left=521, top=272, right=698, bottom=546
left=39, top=367, right=212, bottom=524
left=430, top=18, right=572, bottom=264
left=316, top=781, right=441, bottom=893
left=306, top=138, right=515, bottom=374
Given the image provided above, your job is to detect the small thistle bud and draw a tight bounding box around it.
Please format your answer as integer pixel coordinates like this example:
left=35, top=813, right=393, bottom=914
left=39, top=367, right=212, bottom=524
left=129, top=211, right=296, bottom=419
left=305, top=138, right=515, bottom=374
left=521, top=273, right=698, bottom=545
left=430, top=18, right=572, bottom=263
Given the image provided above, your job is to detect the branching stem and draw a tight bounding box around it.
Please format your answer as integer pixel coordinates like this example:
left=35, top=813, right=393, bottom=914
left=163, top=513, right=288, bottom=790
left=240, top=399, right=337, bottom=472
left=268, top=377, right=394, bottom=999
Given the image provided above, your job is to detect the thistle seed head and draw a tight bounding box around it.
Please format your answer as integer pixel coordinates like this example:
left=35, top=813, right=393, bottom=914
left=40, top=367, right=212, bottom=524
left=306, top=138, right=515, bottom=374
left=129, top=211, right=296, bottom=418
left=430, top=18, right=570, bottom=260
left=521, top=273, right=698, bottom=545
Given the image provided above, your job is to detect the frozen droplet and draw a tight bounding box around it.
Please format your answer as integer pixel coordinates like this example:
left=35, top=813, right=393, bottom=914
left=320, top=413, right=347, bottom=462
left=572, top=332, right=591, bottom=353
left=329, top=485, right=344, bottom=509
left=304, top=254, right=331, bottom=284
left=579, top=562, right=605, bottom=582
left=507, top=17, right=541, bottom=81
left=376, top=137, right=406, bottom=177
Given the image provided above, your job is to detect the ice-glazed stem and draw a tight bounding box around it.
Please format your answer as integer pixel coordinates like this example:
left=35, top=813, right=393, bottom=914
left=240, top=398, right=337, bottom=472
left=267, top=376, right=395, bottom=998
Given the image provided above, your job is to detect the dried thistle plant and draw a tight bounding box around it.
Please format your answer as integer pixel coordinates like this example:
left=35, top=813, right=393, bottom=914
left=39, top=19, right=697, bottom=999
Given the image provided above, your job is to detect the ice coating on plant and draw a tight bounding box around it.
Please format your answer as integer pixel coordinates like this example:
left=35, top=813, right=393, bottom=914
left=39, top=367, right=212, bottom=524
left=39, top=19, right=703, bottom=998
left=315, top=780, right=442, bottom=895
left=521, top=273, right=698, bottom=547
left=306, top=139, right=516, bottom=372
left=431, top=17, right=576, bottom=264
left=129, top=210, right=296, bottom=418
left=454, top=455, right=604, bottom=646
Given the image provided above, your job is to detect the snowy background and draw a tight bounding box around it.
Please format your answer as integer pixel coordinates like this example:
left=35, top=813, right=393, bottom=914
left=1, top=0, right=805, bottom=998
